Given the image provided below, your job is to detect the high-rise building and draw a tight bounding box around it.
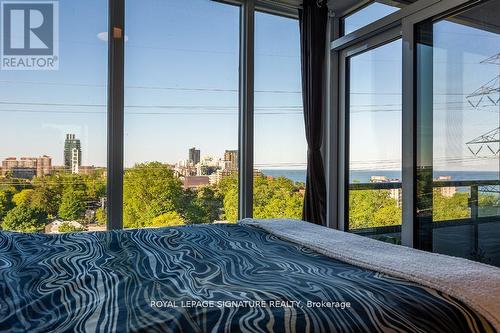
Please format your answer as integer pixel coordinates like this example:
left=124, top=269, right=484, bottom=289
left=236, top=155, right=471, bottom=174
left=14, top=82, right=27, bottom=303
left=224, top=150, right=238, bottom=171
left=71, top=148, right=80, bottom=174
left=64, top=134, right=82, bottom=172
left=189, top=147, right=201, bottom=165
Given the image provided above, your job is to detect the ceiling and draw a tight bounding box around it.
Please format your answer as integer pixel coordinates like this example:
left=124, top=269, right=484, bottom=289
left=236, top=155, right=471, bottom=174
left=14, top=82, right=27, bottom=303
left=261, top=0, right=500, bottom=31
left=454, top=0, right=500, bottom=35
left=327, top=0, right=415, bottom=16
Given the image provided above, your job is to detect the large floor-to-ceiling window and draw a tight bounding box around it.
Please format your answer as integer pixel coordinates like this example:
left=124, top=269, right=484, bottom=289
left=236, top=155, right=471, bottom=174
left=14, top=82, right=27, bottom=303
left=0, top=0, right=108, bottom=234
left=253, top=11, right=306, bottom=219
left=0, top=0, right=305, bottom=234
left=123, top=0, right=240, bottom=228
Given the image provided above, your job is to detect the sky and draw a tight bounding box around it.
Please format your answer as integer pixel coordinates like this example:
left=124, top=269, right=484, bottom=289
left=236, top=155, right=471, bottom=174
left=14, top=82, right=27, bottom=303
left=347, top=2, right=500, bottom=174
left=0, top=0, right=498, bottom=174
left=343, top=2, right=398, bottom=34
left=0, top=0, right=306, bottom=170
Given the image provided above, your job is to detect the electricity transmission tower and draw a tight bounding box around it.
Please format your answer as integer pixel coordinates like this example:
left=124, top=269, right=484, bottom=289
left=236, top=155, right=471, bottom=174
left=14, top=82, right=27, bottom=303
left=466, top=127, right=500, bottom=157
left=465, top=52, right=500, bottom=159
left=464, top=52, right=500, bottom=195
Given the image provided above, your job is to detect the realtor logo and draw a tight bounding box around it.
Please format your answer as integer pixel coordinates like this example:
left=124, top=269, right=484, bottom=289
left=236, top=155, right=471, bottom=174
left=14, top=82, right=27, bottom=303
left=1, top=1, right=59, bottom=70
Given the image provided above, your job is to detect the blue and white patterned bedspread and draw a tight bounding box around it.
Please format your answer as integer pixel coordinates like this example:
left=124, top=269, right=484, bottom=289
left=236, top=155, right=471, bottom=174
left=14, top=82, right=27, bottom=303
left=0, top=224, right=495, bottom=332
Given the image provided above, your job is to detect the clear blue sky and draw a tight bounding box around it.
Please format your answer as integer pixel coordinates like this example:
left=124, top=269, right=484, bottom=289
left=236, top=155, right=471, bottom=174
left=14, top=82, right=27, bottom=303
left=0, top=0, right=306, bottom=169
left=344, top=2, right=398, bottom=34
left=347, top=3, right=499, bottom=173
left=0, top=0, right=498, bottom=174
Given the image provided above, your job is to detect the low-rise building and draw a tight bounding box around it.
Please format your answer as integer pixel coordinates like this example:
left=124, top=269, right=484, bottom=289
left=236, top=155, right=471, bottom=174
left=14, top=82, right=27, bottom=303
left=45, top=220, right=86, bottom=234
left=1, top=156, right=52, bottom=178
left=435, top=176, right=457, bottom=197
left=12, top=167, right=36, bottom=179
left=370, top=176, right=402, bottom=207
left=183, top=176, right=210, bottom=189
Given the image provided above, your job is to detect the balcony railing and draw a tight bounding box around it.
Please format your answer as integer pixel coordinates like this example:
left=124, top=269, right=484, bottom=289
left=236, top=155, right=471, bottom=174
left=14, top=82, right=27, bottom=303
left=433, top=180, right=500, bottom=222
left=349, top=179, right=500, bottom=236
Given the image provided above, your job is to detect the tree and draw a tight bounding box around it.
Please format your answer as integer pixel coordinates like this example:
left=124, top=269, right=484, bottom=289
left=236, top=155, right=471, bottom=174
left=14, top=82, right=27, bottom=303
left=217, top=174, right=239, bottom=222
left=2, top=205, right=47, bottom=233
left=61, top=174, right=87, bottom=193
left=433, top=191, right=469, bottom=221
left=82, top=171, right=107, bottom=201
left=183, top=186, right=223, bottom=224
left=253, top=176, right=303, bottom=220
left=30, top=175, right=63, bottom=215
left=0, top=178, right=25, bottom=193
left=349, top=189, right=401, bottom=229
left=58, top=189, right=87, bottom=221
left=123, top=162, right=184, bottom=228
left=95, top=207, right=107, bottom=225
left=373, top=203, right=401, bottom=227
left=215, top=174, right=304, bottom=222
left=478, top=193, right=499, bottom=216
left=12, top=189, right=35, bottom=207
left=58, top=222, right=85, bottom=233
left=0, top=190, right=11, bottom=222
left=151, top=212, right=185, bottom=227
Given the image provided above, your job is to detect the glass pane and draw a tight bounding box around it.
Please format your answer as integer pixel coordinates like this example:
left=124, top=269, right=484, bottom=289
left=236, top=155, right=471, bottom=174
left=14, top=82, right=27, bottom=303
left=343, top=2, right=399, bottom=35
left=253, top=12, right=306, bottom=219
left=348, top=39, right=402, bottom=244
left=124, top=0, right=239, bottom=228
left=416, top=0, right=500, bottom=266
left=0, top=0, right=108, bottom=234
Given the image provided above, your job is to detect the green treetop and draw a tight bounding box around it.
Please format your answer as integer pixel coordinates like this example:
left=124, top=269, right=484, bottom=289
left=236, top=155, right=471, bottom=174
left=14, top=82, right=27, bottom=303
left=123, top=162, right=184, bottom=228
left=58, top=222, right=86, bottom=233
left=58, top=189, right=87, bottom=221
left=2, top=205, right=48, bottom=233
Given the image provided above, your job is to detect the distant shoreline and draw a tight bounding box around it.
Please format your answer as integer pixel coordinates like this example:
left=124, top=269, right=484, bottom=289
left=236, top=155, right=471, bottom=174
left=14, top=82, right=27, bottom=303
left=261, top=169, right=499, bottom=184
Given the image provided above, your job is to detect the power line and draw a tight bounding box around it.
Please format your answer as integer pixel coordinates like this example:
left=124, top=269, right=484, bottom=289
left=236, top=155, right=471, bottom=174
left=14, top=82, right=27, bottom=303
left=0, top=101, right=303, bottom=110
left=0, top=108, right=303, bottom=115
left=0, top=80, right=302, bottom=94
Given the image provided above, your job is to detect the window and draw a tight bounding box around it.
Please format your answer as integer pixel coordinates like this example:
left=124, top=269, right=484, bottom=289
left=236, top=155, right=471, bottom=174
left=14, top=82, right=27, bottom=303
left=416, top=0, right=500, bottom=265
left=1, top=0, right=304, bottom=234
left=123, top=0, right=240, bottom=228
left=0, top=0, right=108, bottom=234
left=253, top=12, right=306, bottom=219
left=347, top=39, right=402, bottom=244
left=342, top=2, right=399, bottom=35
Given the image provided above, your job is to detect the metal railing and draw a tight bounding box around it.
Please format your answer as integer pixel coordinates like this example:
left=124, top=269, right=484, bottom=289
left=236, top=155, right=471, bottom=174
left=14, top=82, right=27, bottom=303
left=349, top=182, right=402, bottom=190
left=348, top=179, right=500, bottom=236
left=433, top=180, right=500, bottom=221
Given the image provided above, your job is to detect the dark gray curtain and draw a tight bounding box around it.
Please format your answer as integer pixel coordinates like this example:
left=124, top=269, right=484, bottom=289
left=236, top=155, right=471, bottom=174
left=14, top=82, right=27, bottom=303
left=299, top=0, right=328, bottom=226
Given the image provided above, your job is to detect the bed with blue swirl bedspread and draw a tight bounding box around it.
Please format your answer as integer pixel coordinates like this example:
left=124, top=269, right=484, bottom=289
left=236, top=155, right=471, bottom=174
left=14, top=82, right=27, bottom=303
left=0, top=224, right=495, bottom=333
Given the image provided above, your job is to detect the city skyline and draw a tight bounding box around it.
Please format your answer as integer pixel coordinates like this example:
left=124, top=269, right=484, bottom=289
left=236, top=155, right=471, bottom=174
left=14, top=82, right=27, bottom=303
left=0, top=0, right=306, bottom=170
left=0, top=0, right=497, bottom=172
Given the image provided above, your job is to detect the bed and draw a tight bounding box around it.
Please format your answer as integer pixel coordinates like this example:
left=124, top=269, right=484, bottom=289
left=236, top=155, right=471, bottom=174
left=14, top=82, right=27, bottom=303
left=0, top=219, right=499, bottom=332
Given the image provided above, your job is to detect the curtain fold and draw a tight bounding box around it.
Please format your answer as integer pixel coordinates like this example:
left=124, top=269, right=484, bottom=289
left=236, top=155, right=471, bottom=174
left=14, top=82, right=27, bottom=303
left=299, top=0, right=328, bottom=226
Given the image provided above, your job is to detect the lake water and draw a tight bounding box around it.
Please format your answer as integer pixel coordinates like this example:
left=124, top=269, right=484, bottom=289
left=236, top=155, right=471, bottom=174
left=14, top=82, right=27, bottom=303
left=261, top=169, right=500, bottom=184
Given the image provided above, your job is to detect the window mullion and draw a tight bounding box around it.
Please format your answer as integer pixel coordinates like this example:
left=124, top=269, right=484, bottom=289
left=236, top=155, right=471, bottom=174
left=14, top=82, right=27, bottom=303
left=238, top=0, right=255, bottom=220
left=107, top=0, right=125, bottom=230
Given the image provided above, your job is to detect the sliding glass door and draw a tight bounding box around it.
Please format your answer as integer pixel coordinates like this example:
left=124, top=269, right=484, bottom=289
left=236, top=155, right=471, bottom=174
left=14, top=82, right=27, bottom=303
left=341, top=33, right=403, bottom=244
left=415, top=0, right=500, bottom=265
left=335, top=0, right=500, bottom=267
